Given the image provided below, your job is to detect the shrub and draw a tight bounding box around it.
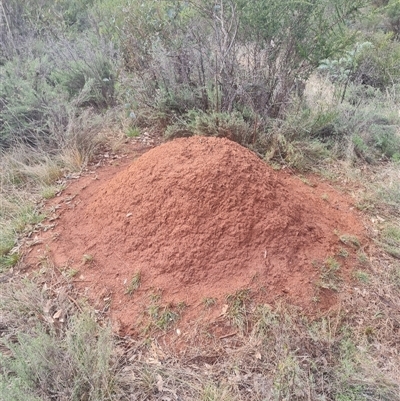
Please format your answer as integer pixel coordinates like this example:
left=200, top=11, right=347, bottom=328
left=0, top=34, right=117, bottom=149
left=353, top=32, right=400, bottom=88
left=106, top=0, right=365, bottom=119
left=0, top=313, right=116, bottom=401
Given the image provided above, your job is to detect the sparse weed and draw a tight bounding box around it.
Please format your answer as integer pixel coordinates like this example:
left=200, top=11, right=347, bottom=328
left=125, top=271, right=141, bottom=296
left=380, top=224, right=400, bottom=259
left=41, top=184, right=64, bottom=199
left=202, top=297, right=217, bottom=309
left=339, top=234, right=361, bottom=248
left=63, top=268, right=79, bottom=279
left=144, top=292, right=181, bottom=332
left=176, top=301, right=187, bottom=312
left=202, top=383, right=235, bottom=401
left=226, top=289, right=251, bottom=329
left=337, top=247, right=349, bottom=258
left=155, top=307, right=179, bottom=331
left=389, top=263, right=400, bottom=288
left=126, top=126, right=140, bottom=138
left=252, top=304, right=279, bottom=336
left=0, top=229, right=15, bottom=257
left=0, top=279, right=115, bottom=401
left=354, top=270, right=370, bottom=283
left=316, top=257, right=342, bottom=291
left=147, top=304, right=179, bottom=332
left=13, top=207, right=45, bottom=233
left=82, top=253, right=94, bottom=265
left=357, top=250, right=369, bottom=265
left=0, top=252, right=20, bottom=272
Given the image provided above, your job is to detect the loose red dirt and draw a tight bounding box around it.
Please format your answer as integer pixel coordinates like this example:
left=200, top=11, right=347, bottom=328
left=27, top=136, right=366, bottom=338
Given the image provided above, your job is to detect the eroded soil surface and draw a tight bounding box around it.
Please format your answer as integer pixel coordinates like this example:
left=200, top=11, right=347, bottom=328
left=27, top=137, right=366, bottom=338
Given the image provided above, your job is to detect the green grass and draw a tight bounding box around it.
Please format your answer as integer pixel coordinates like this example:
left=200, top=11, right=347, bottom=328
left=146, top=304, right=179, bottom=331
left=0, top=253, right=20, bottom=272
left=126, top=126, right=140, bottom=138
left=0, top=228, right=15, bottom=257
left=339, top=234, right=361, bottom=249
left=315, top=257, right=342, bottom=291
left=380, top=224, right=400, bottom=259
left=63, top=268, right=79, bottom=279
left=144, top=291, right=182, bottom=332
left=82, top=253, right=94, bottom=264
left=354, top=270, right=370, bottom=283
left=202, top=297, right=217, bottom=309
left=125, top=271, right=141, bottom=296
left=0, top=205, right=45, bottom=272
left=226, top=289, right=251, bottom=329
left=337, top=247, right=349, bottom=258
left=0, top=279, right=116, bottom=401
left=41, top=184, right=64, bottom=199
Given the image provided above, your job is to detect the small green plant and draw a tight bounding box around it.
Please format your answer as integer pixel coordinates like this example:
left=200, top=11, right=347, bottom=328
left=0, top=252, right=20, bottom=272
left=389, top=264, right=400, bottom=288
left=337, top=248, right=349, bottom=258
left=41, top=185, right=64, bottom=199
left=321, top=193, right=329, bottom=201
left=201, top=382, right=233, bottom=401
left=82, top=253, right=94, bottom=264
left=63, top=268, right=79, bottom=278
left=226, top=289, right=251, bottom=329
left=176, top=301, right=187, bottom=311
left=13, top=207, right=46, bottom=233
left=252, top=304, right=279, bottom=336
left=203, top=297, right=217, bottom=309
left=155, top=307, right=179, bottom=330
left=339, top=234, right=361, bottom=248
left=380, top=224, right=400, bottom=259
left=357, top=250, right=369, bottom=265
left=126, top=126, right=140, bottom=138
left=147, top=303, right=179, bottom=331
left=149, top=290, right=162, bottom=304
left=0, top=229, right=15, bottom=257
left=316, top=257, right=342, bottom=291
left=0, top=311, right=116, bottom=401
left=299, top=176, right=315, bottom=187
left=144, top=290, right=181, bottom=332
left=354, top=270, right=370, bottom=283
left=125, top=271, right=141, bottom=296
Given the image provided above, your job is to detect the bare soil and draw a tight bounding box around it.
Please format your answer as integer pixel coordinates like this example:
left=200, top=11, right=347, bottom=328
left=27, top=137, right=366, bottom=338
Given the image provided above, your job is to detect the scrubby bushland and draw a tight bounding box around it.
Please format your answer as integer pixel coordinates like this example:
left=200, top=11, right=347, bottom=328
left=0, top=0, right=117, bottom=149
left=104, top=0, right=365, bottom=120
left=0, top=35, right=116, bottom=149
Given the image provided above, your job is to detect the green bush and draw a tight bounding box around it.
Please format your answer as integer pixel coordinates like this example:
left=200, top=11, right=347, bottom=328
left=0, top=34, right=117, bottom=148
left=0, top=313, right=116, bottom=401
left=354, top=32, right=400, bottom=88
left=0, top=56, right=67, bottom=148
left=49, top=36, right=116, bottom=108
left=105, top=0, right=365, bottom=119
left=331, top=85, right=400, bottom=161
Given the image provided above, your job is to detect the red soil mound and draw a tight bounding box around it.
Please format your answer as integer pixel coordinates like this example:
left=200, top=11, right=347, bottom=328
left=30, top=137, right=365, bottom=335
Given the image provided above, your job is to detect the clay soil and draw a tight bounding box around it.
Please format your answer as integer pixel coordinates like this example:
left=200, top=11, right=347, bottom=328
left=27, top=136, right=366, bottom=338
